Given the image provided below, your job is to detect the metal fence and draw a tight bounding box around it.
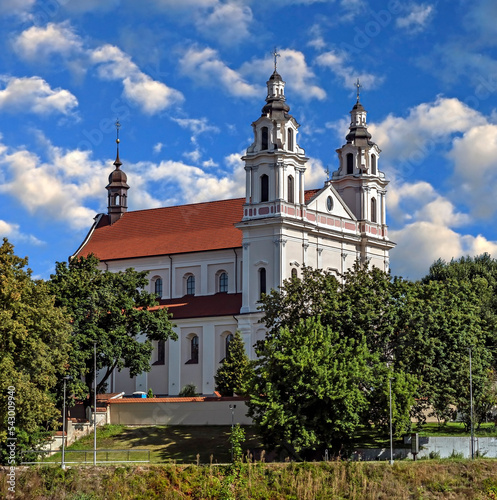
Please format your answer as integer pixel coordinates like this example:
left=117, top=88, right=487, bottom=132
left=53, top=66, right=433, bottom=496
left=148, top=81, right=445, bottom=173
left=21, top=449, right=151, bottom=465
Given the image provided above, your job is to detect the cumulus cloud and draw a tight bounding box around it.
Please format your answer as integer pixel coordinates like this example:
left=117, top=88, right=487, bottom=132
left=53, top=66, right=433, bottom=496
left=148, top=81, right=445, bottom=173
left=396, top=4, right=434, bottom=33
left=179, top=47, right=259, bottom=97
left=386, top=179, right=494, bottom=279
left=0, top=139, right=107, bottom=230
left=195, top=2, right=253, bottom=44
left=130, top=151, right=245, bottom=207
left=447, top=123, right=497, bottom=218
left=240, top=49, right=326, bottom=101
left=315, top=50, right=383, bottom=91
left=0, top=76, right=78, bottom=115
left=368, top=97, right=487, bottom=172
left=13, top=22, right=83, bottom=61
left=14, top=23, right=183, bottom=115
left=91, top=44, right=184, bottom=114
left=0, top=219, right=44, bottom=246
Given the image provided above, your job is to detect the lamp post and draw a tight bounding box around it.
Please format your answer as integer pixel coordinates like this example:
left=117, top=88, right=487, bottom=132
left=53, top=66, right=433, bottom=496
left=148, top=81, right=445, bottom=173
left=229, top=404, right=236, bottom=462
left=61, top=376, right=72, bottom=470
left=469, top=347, right=474, bottom=460
left=389, top=377, right=394, bottom=465
left=93, top=342, right=97, bottom=466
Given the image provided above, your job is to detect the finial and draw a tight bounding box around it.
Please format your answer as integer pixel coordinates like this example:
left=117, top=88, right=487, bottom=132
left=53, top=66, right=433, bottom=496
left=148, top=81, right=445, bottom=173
left=114, top=118, right=122, bottom=168
left=324, top=166, right=331, bottom=181
left=355, top=78, right=362, bottom=103
left=272, top=47, right=280, bottom=71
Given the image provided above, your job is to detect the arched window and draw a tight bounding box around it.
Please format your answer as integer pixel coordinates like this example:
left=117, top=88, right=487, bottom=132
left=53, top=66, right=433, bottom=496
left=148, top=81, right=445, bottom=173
left=154, top=277, right=163, bottom=297
left=225, top=333, right=234, bottom=357
left=287, top=128, right=294, bottom=151
left=261, top=126, right=269, bottom=150
left=287, top=175, right=294, bottom=203
left=219, top=272, right=228, bottom=293
left=371, top=197, right=377, bottom=223
left=291, top=268, right=298, bottom=280
left=346, top=153, right=353, bottom=175
left=259, top=267, right=266, bottom=299
left=371, top=154, right=377, bottom=175
left=190, top=335, right=199, bottom=363
left=260, top=174, right=269, bottom=202
left=186, top=275, right=195, bottom=295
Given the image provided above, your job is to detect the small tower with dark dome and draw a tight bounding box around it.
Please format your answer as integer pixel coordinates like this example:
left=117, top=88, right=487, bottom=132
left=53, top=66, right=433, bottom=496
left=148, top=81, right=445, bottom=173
left=106, top=120, right=129, bottom=224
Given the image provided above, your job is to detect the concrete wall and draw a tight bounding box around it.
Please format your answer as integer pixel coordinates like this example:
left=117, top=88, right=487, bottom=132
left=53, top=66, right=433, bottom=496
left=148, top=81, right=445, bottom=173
left=109, top=399, right=252, bottom=426
left=351, top=436, right=497, bottom=461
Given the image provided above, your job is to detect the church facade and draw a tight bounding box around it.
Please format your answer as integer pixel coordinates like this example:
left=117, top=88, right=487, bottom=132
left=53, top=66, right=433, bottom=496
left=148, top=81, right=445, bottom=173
left=74, top=70, right=395, bottom=396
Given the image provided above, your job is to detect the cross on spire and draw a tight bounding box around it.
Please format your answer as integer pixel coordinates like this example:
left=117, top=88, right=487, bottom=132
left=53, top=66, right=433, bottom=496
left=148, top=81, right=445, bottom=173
left=272, top=47, right=280, bottom=71
left=324, top=166, right=331, bottom=181
left=114, top=118, right=122, bottom=168
left=355, top=78, right=362, bottom=103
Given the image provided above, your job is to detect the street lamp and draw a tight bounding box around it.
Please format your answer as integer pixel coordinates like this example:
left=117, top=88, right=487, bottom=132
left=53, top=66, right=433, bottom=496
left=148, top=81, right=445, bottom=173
left=61, top=375, right=72, bottom=470
left=389, top=377, right=394, bottom=465
left=469, top=347, right=474, bottom=460
left=93, top=342, right=97, bottom=466
left=229, top=404, right=236, bottom=462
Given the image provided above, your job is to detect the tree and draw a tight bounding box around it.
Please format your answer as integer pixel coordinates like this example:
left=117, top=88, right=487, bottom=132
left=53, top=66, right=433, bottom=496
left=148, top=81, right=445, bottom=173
left=248, top=317, right=371, bottom=457
left=0, top=239, right=71, bottom=463
left=214, top=331, right=253, bottom=396
left=49, top=254, right=176, bottom=405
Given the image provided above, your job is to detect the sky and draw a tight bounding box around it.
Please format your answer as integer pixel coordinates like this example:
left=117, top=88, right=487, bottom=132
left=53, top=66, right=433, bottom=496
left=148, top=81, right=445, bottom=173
left=0, top=0, right=497, bottom=281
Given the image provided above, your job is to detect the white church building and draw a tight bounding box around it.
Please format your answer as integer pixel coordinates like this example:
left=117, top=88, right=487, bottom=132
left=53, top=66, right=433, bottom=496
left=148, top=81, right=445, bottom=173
left=74, top=69, right=395, bottom=396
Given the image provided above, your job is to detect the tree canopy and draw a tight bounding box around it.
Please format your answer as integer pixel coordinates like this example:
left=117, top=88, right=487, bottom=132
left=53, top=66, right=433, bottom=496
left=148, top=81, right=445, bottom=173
left=250, top=258, right=496, bottom=456
left=0, top=239, right=71, bottom=463
left=49, top=254, right=176, bottom=404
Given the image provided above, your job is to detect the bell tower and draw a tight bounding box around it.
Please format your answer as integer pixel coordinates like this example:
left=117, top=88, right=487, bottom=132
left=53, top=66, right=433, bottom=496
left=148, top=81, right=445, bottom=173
left=241, top=52, right=308, bottom=218
left=106, top=120, right=129, bottom=225
left=331, top=80, right=392, bottom=266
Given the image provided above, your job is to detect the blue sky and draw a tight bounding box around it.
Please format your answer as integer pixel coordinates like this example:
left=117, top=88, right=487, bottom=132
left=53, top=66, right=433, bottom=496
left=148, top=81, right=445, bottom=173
left=0, top=0, right=496, bottom=280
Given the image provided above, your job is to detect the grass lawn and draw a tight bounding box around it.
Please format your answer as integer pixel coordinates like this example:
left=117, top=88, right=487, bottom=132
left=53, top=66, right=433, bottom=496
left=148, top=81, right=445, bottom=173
left=39, top=420, right=497, bottom=466
left=43, top=425, right=262, bottom=465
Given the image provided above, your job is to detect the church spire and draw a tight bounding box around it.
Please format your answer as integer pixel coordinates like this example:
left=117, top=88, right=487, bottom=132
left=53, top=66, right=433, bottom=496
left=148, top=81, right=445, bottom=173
left=106, top=119, right=129, bottom=224
left=346, top=79, right=371, bottom=146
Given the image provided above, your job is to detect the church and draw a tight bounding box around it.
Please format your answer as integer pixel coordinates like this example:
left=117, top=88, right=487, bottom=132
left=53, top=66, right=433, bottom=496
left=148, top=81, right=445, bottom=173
left=73, top=68, right=395, bottom=396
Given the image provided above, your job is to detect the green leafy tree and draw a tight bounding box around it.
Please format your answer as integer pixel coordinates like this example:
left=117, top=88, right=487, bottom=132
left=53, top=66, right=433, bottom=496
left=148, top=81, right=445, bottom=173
left=49, top=254, right=176, bottom=406
left=394, top=277, right=493, bottom=428
left=215, top=331, right=253, bottom=396
left=248, top=317, right=371, bottom=457
left=0, top=239, right=71, bottom=463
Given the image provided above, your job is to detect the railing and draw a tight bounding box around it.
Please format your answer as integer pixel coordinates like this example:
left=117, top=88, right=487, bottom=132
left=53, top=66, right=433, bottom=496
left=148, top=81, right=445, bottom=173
left=20, top=449, right=151, bottom=465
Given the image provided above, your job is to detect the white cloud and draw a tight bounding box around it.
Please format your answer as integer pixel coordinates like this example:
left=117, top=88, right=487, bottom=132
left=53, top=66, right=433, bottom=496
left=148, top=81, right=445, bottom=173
left=368, top=97, right=487, bottom=169
left=387, top=179, right=493, bottom=279
left=0, top=140, right=107, bottom=230
left=396, top=4, right=434, bottom=33
left=315, top=50, right=383, bottom=91
left=153, top=142, right=164, bottom=153
left=240, top=49, right=326, bottom=101
left=0, top=219, right=44, bottom=246
left=195, top=2, right=253, bottom=44
left=448, top=123, right=497, bottom=218
left=91, top=44, right=184, bottom=114
left=171, top=117, right=219, bottom=144
left=13, top=22, right=83, bottom=61
left=14, top=23, right=183, bottom=115
left=179, top=47, right=259, bottom=97
left=0, top=76, right=78, bottom=116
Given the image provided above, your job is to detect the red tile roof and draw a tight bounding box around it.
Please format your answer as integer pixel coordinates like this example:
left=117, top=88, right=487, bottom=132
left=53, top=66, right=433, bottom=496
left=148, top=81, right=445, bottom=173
left=151, top=293, right=242, bottom=319
left=76, top=190, right=321, bottom=261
